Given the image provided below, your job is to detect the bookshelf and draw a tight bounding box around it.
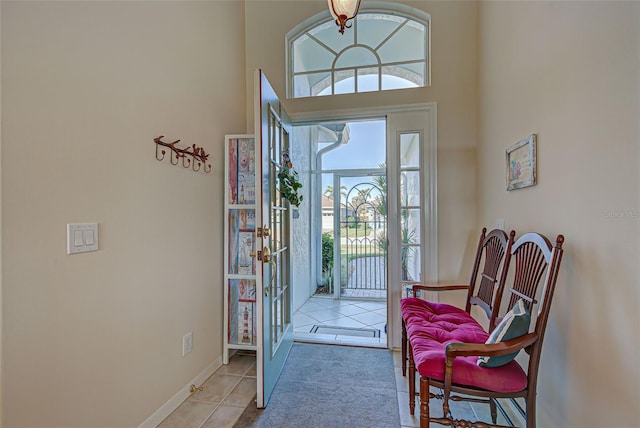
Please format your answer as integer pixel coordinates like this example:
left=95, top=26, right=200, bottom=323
left=223, top=134, right=257, bottom=363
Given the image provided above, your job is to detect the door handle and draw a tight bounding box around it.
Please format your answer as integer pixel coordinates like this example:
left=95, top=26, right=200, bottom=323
left=262, top=247, right=272, bottom=263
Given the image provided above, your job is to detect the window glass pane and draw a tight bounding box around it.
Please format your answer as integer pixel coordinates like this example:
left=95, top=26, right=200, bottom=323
left=398, top=62, right=427, bottom=86
left=402, top=244, right=421, bottom=282
left=294, top=72, right=332, bottom=97
left=333, top=70, right=355, bottom=95
left=311, top=21, right=353, bottom=53
left=273, top=298, right=281, bottom=343
left=382, top=64, right=423, bottom=88
left=377, top=22, right=426, bottom=63
left=400, top=132, right=420, bottom=168
left=357, top=13, right=404, bottom=48
left=292, top=35, right=336, bottom=73
left=357, top=67, right=380, bottom=92
left=335, top=46, right=378, bottom=69
left=381, top=67, right=420, bottom=90
left=401, top=209, right=421, bottom=245
left=400, top=171, right=420, bottom=207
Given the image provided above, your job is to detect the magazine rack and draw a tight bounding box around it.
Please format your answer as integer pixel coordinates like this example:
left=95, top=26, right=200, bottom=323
left=223, top=134, right=258, bottom=363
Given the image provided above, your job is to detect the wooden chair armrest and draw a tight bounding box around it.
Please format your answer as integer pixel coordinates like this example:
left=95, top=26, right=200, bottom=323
left=407, top=284, right=469, bottom=298
left=445, top=332, right=538, bottom=359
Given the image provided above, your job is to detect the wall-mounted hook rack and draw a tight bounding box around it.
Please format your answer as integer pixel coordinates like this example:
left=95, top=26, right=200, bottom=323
left=154, top=136, right=212, bottom=173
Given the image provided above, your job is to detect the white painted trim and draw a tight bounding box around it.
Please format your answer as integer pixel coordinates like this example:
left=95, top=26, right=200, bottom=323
left=137, top=357, right=222, bottom=428
left=290, top=102, right=437, bottom=125
left=426, top=105, right=439, bottom=298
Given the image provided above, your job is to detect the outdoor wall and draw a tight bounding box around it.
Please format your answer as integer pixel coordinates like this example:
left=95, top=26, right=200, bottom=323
left=245, top=0, right=480, bottom=347
left=2, top=1, right=245, bottom=427
left=477, top=1, right=639, bottom=426
left=290, top=127, right=313, bottom=312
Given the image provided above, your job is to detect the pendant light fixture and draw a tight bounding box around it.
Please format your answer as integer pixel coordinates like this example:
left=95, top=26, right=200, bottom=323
left=328, top=0, right=362, bottom=34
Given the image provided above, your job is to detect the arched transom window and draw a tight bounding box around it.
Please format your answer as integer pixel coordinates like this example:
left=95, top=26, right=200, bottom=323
left=287, top=6, right=430, bottom=98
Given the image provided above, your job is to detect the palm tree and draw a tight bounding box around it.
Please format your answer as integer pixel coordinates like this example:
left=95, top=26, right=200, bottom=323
left=323, top=184, right=347, bottom=200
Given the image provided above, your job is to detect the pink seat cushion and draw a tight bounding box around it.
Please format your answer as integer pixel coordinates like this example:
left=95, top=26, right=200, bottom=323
left=401, top=298, right=527, bottom=393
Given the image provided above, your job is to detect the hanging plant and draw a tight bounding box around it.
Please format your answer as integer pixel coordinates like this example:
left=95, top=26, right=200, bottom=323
left=278, top=152, right=303, bottom=208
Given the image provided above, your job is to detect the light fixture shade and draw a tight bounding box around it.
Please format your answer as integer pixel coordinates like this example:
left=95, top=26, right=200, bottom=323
left=328, top=0, right=362, bottom=34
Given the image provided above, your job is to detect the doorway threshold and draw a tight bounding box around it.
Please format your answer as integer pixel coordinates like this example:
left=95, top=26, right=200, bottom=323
left=293, top=296, right=387, bottom=348
left=294, top=334, right=387, bottom=349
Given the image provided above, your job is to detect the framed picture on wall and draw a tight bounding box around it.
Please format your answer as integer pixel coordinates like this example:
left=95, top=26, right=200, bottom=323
left=506, top=134, right=537, bottom=191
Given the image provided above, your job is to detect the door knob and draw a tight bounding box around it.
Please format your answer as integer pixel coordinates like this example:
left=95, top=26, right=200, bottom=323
left=262, top=247, right=272, bottom=263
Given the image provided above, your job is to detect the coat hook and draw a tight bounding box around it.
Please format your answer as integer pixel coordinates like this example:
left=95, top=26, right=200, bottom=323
left=154, top=136, right=212, bottom=174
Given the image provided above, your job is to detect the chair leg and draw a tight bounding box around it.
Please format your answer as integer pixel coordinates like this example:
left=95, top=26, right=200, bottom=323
left=408, top=341, right=416, bottom=415
left=526, top=393, right=536, bottom=428
left=490, top=398, right=497, bottom=424
left=401, top=319, right=407, bottom=376
left=419, top=377, right=430, bottom=428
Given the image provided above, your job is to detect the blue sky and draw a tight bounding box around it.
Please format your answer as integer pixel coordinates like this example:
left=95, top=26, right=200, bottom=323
left=320, top=119, right=386, bottom=195
left=322, top=119, right=386, bottom=169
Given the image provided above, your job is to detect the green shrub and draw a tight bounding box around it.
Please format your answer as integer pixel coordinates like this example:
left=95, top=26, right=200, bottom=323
left=322, top=232, right=334, bottom=274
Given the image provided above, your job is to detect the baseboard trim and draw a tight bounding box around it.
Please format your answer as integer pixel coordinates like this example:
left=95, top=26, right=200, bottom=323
left=138, top=357, right=222, bottom=428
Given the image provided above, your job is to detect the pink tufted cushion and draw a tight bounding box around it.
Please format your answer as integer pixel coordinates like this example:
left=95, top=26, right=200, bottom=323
left=401, top=297, right=527, bottom=393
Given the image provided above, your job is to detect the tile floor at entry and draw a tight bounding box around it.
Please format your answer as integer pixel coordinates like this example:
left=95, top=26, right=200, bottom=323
left=158, top=348, right=523, bottom=427
left=158, top=353, right=256, bottom=428
left=293, top=296, right=387, bottom=346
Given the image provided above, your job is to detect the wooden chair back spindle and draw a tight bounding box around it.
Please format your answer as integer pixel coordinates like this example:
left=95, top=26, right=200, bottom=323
left=466, top=229, right=515, bottom=323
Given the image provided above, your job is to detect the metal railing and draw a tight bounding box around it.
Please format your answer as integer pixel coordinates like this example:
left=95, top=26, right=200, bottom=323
left=339, top=188, right=387, bottom=297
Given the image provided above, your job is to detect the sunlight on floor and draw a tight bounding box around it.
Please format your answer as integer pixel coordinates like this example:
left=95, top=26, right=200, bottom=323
left=293, top=296, right=387, bottom=347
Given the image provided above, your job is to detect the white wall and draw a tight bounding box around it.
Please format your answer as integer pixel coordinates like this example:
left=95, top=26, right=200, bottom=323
left=1, top=1, right=246, bottom=426
left=477, top=1, right=640, bottom=426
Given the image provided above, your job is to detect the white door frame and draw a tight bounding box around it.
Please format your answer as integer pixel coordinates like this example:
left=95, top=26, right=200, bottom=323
left=290, top=103, right=438, bottom=350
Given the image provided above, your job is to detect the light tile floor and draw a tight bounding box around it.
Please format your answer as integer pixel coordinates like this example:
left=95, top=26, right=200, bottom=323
left=158, top=353, right=256, bottom=428
left=159, top=349, right=523, bottom=427
left=293, top=296, right=387, bottom=347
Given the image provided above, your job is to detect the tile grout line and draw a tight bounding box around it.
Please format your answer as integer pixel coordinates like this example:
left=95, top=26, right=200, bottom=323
left=195, top=362, right=256, bottom=428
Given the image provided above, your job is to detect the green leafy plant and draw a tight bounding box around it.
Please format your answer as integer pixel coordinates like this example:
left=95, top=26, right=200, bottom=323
left=278, top=166, right=303, bottom=207
left=321, top=232, right=334, bottom=275
left=318, top=232, right=334, bottom=293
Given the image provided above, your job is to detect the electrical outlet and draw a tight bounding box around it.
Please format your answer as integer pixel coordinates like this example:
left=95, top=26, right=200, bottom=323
left=496, top=219, right=505, bottom=230
left=183, top=332, right=193, bottom=356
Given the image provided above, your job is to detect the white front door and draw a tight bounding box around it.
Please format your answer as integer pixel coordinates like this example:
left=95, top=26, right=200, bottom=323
left=254, top=70, right=294, bottom=407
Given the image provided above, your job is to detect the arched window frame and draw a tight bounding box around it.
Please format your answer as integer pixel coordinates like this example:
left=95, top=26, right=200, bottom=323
left=286, top=2, right=431, bottom=99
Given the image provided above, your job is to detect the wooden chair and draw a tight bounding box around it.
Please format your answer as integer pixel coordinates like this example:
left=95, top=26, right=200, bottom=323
left=413, top=233, right=565, bottom=428
left=401, top=227, right=514, bottom=415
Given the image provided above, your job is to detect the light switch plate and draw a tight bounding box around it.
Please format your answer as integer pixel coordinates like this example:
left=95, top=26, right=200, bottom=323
left=67, top=223, right=99, bottom=254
